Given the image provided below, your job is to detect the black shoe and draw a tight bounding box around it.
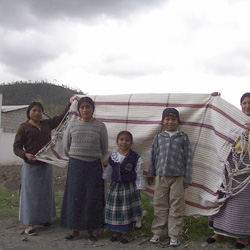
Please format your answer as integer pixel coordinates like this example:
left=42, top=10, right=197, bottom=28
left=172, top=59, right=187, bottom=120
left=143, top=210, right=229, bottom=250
left=236, top=242, right=247, bottom=249
left=64, top=234, right=81, bottom=240
left=43, top=223, right=52, bottom=228
left=206, top=237, right=217, bottom=244
left=88, top=235, right=97, bottom=242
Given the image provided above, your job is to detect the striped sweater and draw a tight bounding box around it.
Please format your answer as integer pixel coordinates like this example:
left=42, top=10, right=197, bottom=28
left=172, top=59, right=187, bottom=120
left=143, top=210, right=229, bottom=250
left=63, top=118, right=108, bottom=162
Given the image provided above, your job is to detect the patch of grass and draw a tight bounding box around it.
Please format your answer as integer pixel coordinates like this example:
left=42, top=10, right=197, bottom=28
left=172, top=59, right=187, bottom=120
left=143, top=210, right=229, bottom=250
left=0, top=189, right=19, bottom=219
left=0, top=189, right=214, bottom=242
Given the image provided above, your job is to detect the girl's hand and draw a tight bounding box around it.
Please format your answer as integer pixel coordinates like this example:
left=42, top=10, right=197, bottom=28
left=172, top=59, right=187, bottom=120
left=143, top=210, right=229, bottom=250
left=183, top=183, right=189, bottom=189
left=147, top=177, right=154, bottom=186
left=25, top=153, right=36, bottom=161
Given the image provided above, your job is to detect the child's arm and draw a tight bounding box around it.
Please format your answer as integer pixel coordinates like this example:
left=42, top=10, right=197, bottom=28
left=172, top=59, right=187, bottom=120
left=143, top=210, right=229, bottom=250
left=147, top=135, right=158, bottom=185
left=102, top=163, right=112, bottom=180
left=135, top=157, right=146, bottom=190
left=183, top=134, right=193, bottom=185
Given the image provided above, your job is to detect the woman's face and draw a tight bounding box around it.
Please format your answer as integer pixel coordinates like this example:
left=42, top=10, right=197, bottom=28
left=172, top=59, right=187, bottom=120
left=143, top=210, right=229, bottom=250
left=79, top=102, right=94, bottom=121
left=29, top=106, right=43, bottom=122
left=241, top=97, right=250, bottom=116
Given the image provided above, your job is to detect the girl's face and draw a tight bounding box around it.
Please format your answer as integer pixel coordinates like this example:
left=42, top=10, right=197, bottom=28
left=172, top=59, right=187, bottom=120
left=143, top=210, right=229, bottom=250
left=241, top=97, right=250, bottom=116
left=29, top=106, right=43, bottom=122
left=117, top=134, right=132, bottom=152
left=79, top=102, right=94, bottom=121
left=162, top=115, right=179, bottom=132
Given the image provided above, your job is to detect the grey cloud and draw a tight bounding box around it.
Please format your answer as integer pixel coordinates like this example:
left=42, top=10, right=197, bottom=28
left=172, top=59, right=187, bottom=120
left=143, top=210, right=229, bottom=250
left=0, top=0, right=168, bottom=30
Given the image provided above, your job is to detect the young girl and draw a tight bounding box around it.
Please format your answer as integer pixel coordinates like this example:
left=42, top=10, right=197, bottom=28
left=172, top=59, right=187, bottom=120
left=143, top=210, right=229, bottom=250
left=103, top=131, right=146, bottom=244
left=147, top=108, right=192, bottom=247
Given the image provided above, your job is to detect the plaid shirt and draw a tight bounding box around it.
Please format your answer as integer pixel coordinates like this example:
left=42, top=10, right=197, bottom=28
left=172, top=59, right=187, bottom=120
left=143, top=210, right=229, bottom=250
left=147, top=130, right=192, bottom=184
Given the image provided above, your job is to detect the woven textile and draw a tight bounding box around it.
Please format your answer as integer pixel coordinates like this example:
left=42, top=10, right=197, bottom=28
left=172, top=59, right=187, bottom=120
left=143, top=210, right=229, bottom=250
left=36, top=93, right=250, bottom=216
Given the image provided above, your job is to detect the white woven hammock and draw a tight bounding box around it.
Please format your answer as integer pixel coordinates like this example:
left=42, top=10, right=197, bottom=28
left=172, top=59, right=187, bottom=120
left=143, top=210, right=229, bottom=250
left=35, top=93, right=250, bottom=216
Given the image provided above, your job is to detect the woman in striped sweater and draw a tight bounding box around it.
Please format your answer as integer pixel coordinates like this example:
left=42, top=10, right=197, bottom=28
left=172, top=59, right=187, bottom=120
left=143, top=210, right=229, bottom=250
left=60, top=96, right=108, bottom=241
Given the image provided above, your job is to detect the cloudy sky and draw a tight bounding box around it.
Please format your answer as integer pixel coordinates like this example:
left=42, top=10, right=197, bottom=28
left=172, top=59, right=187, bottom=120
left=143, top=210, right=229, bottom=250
left=0, top=0, right=249, bottom=109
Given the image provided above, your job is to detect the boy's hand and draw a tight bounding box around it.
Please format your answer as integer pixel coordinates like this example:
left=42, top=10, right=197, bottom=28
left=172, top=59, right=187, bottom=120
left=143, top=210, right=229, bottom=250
left=183, top=183, right=189, bottom=189
left=147, top=177, right=154, bottom=186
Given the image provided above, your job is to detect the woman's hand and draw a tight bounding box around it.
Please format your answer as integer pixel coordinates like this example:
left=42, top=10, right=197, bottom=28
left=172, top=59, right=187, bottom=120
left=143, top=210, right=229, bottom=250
left=245, top=123, right=250, bottom=130
left=25, top=153, right=36, bottom=161
left=69, top=95, right=75, bottom=104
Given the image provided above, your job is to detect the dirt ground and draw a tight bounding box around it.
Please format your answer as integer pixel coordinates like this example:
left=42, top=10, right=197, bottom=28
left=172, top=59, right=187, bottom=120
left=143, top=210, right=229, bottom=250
left=0, top=165, right=247, bottom=250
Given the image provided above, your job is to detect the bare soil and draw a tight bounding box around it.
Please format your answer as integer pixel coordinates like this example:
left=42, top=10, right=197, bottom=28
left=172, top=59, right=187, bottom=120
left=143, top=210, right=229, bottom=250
left=0, top=165, right=246, bottom=250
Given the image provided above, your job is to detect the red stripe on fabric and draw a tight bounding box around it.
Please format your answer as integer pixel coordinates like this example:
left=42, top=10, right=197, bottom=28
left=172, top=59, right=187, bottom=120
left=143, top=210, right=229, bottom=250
left=185, top=200, right=218, bottom=210
left=95, top=101, right=207, bottom=108
left=51, top=145, right=68, bottom=161
left=191, top=183, right=218, bottom=196
left=208, top=104, right=245, bottom=129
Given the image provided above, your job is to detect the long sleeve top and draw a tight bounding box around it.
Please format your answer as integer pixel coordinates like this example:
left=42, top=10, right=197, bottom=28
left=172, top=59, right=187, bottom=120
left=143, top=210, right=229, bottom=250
left=103, top=148, right=146, bottom=190
left=13, top=102, right=70, bottom=164
left=147, top=130, right=193, bottom=184
left=63, top=118, right=108, bottom=162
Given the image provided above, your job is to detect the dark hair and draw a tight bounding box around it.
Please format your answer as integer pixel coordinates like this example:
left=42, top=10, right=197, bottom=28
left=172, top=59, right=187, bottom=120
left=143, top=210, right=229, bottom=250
left=240, top=92, right=250, bottom=104
left=77, top=97, right=95, bottom=112
left=116, top=131, right=133, bottom=143
left=27, top=102, right=44, bottom=119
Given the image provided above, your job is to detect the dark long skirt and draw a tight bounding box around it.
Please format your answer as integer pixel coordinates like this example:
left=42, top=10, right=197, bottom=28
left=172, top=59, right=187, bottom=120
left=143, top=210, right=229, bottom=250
left=60, top=157, right=105, bottom=231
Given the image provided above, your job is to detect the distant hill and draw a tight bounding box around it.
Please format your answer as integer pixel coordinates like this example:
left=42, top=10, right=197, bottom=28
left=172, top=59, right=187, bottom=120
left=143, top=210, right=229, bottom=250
left=0, top=81, right=84, bottom=106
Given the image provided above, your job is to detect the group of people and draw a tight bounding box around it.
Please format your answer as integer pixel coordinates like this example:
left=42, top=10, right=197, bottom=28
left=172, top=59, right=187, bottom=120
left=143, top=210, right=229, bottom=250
left=13, top=93, right=250, bottom=249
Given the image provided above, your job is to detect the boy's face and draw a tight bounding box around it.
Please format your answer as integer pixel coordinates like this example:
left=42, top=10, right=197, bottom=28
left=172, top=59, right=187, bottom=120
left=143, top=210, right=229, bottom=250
left=162, top=114, right=179, bottom=131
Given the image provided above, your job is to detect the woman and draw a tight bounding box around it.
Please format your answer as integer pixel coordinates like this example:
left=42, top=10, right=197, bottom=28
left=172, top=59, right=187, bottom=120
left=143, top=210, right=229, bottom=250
left=13, top=97, right=72, bottom=235
left=207, top=92, right=250, bottom=249
left=60, top=96, right=108, bottom=241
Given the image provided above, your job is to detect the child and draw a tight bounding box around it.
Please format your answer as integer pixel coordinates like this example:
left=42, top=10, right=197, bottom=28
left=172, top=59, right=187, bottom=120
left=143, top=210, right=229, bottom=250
left=147, top=108, right=192, bottom=247
left=103, top=131, right=146, bottom=244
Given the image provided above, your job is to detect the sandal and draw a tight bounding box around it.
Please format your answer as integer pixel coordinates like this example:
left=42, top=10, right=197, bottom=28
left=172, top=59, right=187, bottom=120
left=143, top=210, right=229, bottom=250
left=25, top=228, right=37, bottom=236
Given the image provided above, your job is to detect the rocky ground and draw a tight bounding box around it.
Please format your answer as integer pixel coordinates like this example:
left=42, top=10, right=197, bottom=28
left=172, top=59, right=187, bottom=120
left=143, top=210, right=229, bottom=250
left=0, top=165, right=246, bottom=250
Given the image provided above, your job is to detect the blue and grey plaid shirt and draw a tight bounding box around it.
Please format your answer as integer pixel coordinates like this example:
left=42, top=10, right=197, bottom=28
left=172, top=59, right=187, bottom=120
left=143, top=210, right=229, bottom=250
left=147, top=130, right=192, bottom=184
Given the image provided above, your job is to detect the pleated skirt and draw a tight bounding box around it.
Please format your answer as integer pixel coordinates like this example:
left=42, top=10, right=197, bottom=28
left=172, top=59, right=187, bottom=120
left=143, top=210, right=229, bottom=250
left=60, top=157, right=105, bottom=231
left=105, top=181, right=142, bottom=233
left=19, top=162, right=56, bottom=225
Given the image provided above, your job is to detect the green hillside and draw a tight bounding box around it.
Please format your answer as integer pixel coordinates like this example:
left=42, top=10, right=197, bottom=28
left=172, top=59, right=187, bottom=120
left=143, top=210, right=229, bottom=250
left=0, top=81, right=85, bottom=116
left=0, top=81, right=84, bottom=106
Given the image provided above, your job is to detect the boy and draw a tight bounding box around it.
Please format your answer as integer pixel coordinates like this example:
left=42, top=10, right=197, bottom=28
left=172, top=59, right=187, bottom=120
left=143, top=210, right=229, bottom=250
left=147, top=108, right=192, bottom=247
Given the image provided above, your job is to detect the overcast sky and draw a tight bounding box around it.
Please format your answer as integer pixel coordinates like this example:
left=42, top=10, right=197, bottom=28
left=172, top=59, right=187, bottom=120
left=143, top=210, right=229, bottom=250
left=0, top=0, right=249, bottom=109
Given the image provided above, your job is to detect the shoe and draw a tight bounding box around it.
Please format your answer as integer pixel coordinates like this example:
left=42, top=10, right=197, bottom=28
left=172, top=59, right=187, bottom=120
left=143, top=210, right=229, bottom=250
left=150, top=234, right=161, bottom=244
left=64, top=234, right=81, bottom=240
left=88, top=234, right=97, bottom=242
left=110, top=232, right=121, bottom=242
left=24, top=229, right=36, bottom=236
left=120, top=234, right=133, bottom=244
left=43, top=223, right=52, bottom=228
left=236, top=242, right=247, bottom=249
left=170, top=239, right=180, bottom=247
left=206, top=237, right=217, bottom=244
